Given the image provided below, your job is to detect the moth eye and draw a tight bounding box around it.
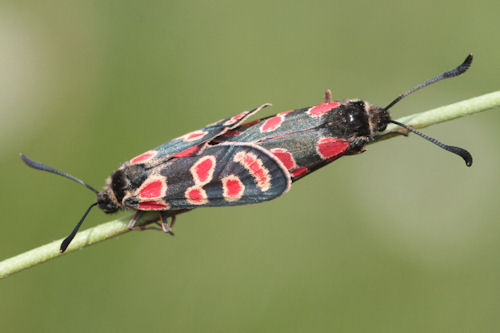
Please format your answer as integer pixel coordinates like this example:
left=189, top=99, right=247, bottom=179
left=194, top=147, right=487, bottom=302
left=378, top=123, right=387, bottom=132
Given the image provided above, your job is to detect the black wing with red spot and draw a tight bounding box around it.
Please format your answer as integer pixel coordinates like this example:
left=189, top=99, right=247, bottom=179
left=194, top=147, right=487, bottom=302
left=216, top=101, right=355, bottom=181
left=218, top=101, right=342, bottom=143
left=127, top=104, right=270, bottom=165
left=256, top=127, right=353, bottom=181
left=123, top=143, right=291, bottom=210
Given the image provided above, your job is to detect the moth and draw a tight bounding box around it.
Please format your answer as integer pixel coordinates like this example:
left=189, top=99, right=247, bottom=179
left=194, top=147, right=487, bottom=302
left=22, top=54, right=473, bottom=252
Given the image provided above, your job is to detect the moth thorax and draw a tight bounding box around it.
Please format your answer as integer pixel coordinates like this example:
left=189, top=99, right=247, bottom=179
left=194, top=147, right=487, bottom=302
left=337, top=100, right=372, bottom=138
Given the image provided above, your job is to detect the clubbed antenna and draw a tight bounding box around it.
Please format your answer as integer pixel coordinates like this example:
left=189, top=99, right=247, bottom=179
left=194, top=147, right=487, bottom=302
left=20, top=153, right=99, bottom=193
left=20, top=153, right=100, bottom=252
left=381, top=54, right=473, bottom=167
left=60, top=202, right=99, bottom=253
left=390, top=120, right=472, bottom=167
left=384, top=54, right=473, bottom=111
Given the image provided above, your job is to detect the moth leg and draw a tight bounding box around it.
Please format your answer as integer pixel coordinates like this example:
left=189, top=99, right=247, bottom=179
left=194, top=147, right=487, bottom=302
left=132, top=219, right=163, bottom=232
left=344, top=148, right=366, bottom=156
left=128, top=211, right=144, bottom=230
left=160, top=211, right=175, bottom=236
left=131, top=222, right=163, bottom=232
left=323, top=89, right=332, bottom=104
left=344, top=137, right=370, bottom=155
left=128, top=211, right=164, bottom=231
left=170, top=215, right=177, bottom=230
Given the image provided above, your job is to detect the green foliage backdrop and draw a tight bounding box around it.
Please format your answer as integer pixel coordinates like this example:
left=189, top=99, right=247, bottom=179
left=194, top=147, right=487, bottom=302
left=1, top=0, right=499, bottom=332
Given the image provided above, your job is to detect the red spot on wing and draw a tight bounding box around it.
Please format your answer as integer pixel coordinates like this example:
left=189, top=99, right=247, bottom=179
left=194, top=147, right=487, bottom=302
left=223, top=130, right=243, bottom=137
left=307, top=102, right=340, bottom=117
left=244, top=155, right=268, bottom=189
left=271, top=148, right=296, bottom=170
left=271, top=148, right=307, bottom=179
left=185, top=186, right=208, bottom=205
left=195, top=159, right=213, bottom=183
left=173, top=145, right=200, bottom=157
left=130, top=151, right=156, bottom=164
left=184, top=130, right=208, bottom=141
left=225, top=179, right=243, bottom=196
left=138, top=200, right=169, bottom=210
left=185, top=156, right=216, bottom=204
left=291, top=167, right=308, bottom=178
left=316, top=137, right=350, bottom=159
left=223, top=111, right=247, bottom=126
left=140, top=180, right=163, bottom=198
left=137, top=176, right=167, bottom=200
left=191, top=156, right=216, bottom=185
left=260, top=115, right=284, bottom=133
left=222, top=175, right=245, bottom=202
left=234, top=151, right=270, bottom=191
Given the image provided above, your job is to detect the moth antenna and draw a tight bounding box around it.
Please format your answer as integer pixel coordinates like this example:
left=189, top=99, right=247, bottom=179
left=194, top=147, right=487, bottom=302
left=384, top=54, right=473, bottom=111
left=60, top=202, right=98, bottom=253
left=20, top=153, right=99, bottom=194
left=390, top=120, right=472, bottom=167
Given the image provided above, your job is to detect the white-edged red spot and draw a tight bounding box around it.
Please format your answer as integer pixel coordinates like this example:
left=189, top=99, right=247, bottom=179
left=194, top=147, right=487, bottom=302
left=138, top=199, right=169, bottom=210
left=223, top=111, right=247, bottom=126
left=291, top=167, right=308, bottom=178
left=270, top=148, right=296, bottom=170
left=190, top=155, right=216, bottom=185
left=130, top=150, right=157, bottom=164
left=234, top=151, right=271, bottom=192
left=140, top=180, right=163, bottom=198
left=271, top=148, right=307, bottom=179
left=137, top=175, right=167, bottom=199
left=316, top=137, right=350, bottom=159
left=173, top=145, right=200, bottom=157
left=185, top=186, right=208, bottom=205
left=183, top=130, right=208, bottom=142
left=222, top=175, right=245, bottom=202
left=307, top=102, right=340, bottom=117
left=260, top=115, right=284, bottom=133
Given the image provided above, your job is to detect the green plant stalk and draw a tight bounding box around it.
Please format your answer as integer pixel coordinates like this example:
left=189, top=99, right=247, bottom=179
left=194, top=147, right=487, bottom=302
left=384, top=91, right=500, bottom=131
left=1, top=91, right=499, bottom=279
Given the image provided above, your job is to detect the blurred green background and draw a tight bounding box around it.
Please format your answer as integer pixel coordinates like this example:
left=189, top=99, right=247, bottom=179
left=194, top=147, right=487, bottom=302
left=1, top=0, right=499, bottom=332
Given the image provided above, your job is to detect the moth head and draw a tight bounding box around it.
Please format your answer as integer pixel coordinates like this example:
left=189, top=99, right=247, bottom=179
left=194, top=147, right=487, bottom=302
left=366, top=104, right=391, bottom=134
left=97, top=188, right=121, bottom=214
left=19, top=153, right=113, bottom=253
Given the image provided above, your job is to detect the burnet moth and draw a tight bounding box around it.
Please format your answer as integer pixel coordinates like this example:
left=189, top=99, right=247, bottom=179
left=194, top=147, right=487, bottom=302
left=21, top=54, right=473, bottom=253
left=216, top=54, right=473, bottom=181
